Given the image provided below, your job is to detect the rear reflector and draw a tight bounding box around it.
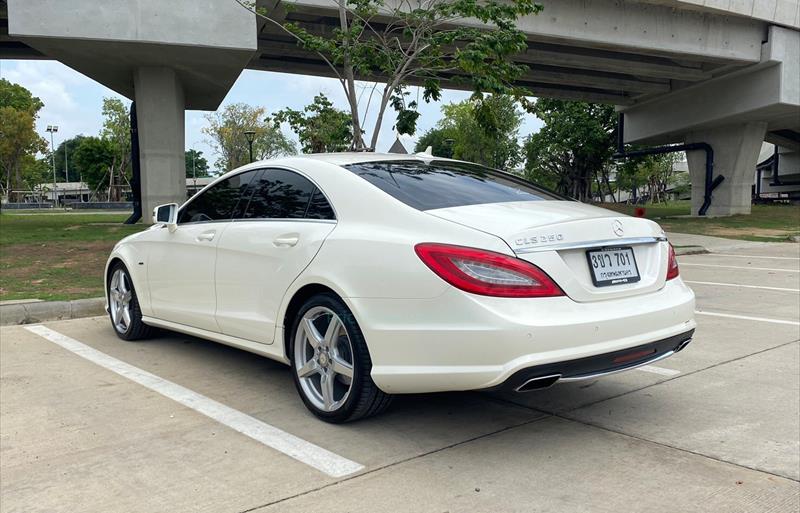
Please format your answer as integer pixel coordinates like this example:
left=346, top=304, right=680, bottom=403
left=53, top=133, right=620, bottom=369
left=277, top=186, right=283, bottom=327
left=415, top=243, right=564, bottom=298
left=612, top=349, right=656, bottom=364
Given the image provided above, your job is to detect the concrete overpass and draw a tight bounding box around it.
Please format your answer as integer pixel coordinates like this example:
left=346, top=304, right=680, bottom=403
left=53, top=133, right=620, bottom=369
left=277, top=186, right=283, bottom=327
left=2, top=0, right=799, bottom=220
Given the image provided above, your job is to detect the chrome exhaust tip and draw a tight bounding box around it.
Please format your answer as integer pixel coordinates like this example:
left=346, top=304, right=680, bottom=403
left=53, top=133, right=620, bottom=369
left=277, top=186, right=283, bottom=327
left=515, top=374, right=561, bottom=392
left=676, top=338, right=693, bottom=352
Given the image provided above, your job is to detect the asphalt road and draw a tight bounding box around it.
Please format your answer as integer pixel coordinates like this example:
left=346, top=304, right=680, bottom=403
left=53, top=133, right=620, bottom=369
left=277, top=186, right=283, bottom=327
left=1, top=241, right=798, bottom=512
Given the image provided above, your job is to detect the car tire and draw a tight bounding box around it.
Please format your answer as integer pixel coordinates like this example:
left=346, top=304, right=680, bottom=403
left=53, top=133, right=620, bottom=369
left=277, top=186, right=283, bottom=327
left=289, top=292, right=392, bottom=423
left=107, top=261, right=154, bottom=341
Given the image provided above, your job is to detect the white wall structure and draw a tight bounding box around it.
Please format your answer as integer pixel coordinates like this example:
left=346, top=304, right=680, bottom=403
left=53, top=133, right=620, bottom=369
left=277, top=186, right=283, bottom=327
left=3, top=0, right=798, bottom=217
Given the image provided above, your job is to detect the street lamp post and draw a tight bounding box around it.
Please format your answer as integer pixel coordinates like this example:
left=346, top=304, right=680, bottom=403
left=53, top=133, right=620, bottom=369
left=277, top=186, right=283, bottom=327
left=46, top=125, right=59, bottom=206
left=244, top=130, right=256, bottom=164
left=64, top=139, right=69, bottom=183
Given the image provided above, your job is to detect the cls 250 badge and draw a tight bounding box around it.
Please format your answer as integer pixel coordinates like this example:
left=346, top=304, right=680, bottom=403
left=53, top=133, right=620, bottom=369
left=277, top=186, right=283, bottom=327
left=515, top=233, right=565, bottom=248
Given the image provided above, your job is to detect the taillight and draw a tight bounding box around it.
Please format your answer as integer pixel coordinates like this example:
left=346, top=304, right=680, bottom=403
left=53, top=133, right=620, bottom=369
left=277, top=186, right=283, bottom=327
left=414, top=243, right=564, bottom=298
left=666, top=243, right=680, bottom=280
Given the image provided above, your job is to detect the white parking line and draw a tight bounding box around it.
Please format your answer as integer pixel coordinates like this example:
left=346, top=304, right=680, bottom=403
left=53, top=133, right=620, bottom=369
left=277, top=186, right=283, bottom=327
left=707, top=254, right=800, bottom=261
left=24, top=325, right=364, bottom=478
left=680, top=263, right=799, bottom=273
left=685, top=280, right=800, bottom=293
left=694, top=311, right=800, bottom=326
left=635, top=365, right=681, bottom=377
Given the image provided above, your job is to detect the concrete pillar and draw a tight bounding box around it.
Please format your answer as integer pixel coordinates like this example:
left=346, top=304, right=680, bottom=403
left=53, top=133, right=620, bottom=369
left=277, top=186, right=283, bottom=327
left=133, top=67, right=186, bottom=223
left=686, top=122, right=767, bottom=216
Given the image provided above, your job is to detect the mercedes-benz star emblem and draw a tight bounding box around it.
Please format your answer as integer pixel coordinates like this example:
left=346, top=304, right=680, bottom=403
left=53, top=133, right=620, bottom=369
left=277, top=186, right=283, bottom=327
left=612, top=220, right=624, bottom=237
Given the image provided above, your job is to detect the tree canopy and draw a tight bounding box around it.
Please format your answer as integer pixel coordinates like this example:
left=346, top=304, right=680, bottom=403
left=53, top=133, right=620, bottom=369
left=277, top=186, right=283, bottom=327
left=244, top=0, right=542, bottom=150
left=0, top=79, right=47, bottom=198
left=203, top=103, right=295, bottom=172
left=185, top=149, right=210, bottom=178
left=415, top=95, right=523, bottom=169
left=523, top=99, right=617, bottom=201
left=272, top=94, right=352, bottom=154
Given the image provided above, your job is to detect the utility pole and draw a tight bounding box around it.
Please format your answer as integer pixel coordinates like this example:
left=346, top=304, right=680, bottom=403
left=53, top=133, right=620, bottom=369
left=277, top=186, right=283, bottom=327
left=46, top=125, right=59, bottom=206
left=64, top=139, right=69, bottom=182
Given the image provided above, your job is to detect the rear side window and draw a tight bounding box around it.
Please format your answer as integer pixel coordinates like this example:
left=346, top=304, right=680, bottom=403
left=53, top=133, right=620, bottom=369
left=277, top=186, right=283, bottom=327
left=344, top=160, right=562, bottom=210
left=178, top=169, right=259, bottom=223
left=306, top=190, right=335, bottom=220
left=243, top=169, right=332, bottom=220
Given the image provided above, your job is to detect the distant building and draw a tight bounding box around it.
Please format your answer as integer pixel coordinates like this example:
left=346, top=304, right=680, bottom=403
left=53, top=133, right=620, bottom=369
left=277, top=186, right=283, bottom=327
left=388, top=137, right=408, bottom=155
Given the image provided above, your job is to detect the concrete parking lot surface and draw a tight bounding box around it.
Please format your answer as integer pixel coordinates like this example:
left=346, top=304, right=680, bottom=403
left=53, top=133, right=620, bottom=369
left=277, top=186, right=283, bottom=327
left=1, top=240, right=798, bottom=512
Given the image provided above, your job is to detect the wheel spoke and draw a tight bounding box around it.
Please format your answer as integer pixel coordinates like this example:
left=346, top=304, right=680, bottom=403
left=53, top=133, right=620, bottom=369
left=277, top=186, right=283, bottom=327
left=297, top=359, right=320, bottom=378
left=115, top=305, right=124, bottom=326
left=331, top=356, right=353, bottom=379
left=119, top=274, right=129, bottom=293
left=323, top=315, right=341, bottom=346
left=302, top=317, right=323, bottom=348
left=321, top=373, right=335, bottom=410
left=121, top=306, right=131, bottom=327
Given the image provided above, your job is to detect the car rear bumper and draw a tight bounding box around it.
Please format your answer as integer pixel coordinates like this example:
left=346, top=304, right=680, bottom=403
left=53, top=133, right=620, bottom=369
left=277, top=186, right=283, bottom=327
left=491, top=330, right=693, bottom=393
left=346, top=278, right=696, bottom=394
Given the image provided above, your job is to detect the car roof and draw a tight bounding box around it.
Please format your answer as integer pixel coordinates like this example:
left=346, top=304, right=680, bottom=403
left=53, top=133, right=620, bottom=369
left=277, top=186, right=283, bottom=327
left=267, top=152, right=445, bottom=167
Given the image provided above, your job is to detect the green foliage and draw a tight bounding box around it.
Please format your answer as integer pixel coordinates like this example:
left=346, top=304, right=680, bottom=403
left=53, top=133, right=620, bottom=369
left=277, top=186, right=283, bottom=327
left=203, top=103, right=296, bottom=172
left=249, top=0, right=542, bottom=149
left=523, top=100, right=617, bottom=201
left=0, top=80, right=47, bottom=198
left=185, top=149, right=211, bottom=178
left=415, top=95, right=522, bottom=169
left=71, top=136, right=116, bottom=193
left=0, top=78, right=43, bottom=112
left=52, top=135, right=89, bottom=182
left=616, top=151, right=682, bottom=203
left=272, top=94, right=352, bottom=153
left=414, top=128, right=454, bottom=159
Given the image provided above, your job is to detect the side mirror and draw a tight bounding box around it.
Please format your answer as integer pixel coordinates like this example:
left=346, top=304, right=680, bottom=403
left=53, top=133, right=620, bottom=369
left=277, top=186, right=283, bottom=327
left=153, top=203, right=179, bottom=232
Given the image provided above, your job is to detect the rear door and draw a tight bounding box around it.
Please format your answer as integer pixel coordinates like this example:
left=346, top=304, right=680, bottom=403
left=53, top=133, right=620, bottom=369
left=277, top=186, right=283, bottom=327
left=214, top=168, right=337, bottom=344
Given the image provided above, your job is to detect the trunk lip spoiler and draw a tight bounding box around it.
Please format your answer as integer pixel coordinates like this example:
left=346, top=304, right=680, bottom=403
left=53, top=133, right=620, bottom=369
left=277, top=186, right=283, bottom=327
left=514, top=236, right=667, bottom=254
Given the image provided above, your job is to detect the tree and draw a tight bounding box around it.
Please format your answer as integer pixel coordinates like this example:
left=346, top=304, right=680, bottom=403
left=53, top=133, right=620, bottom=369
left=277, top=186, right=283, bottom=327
left=100, top=98, right=132, bottom=201
left=414, top=95, right=523, bottom=169
left=185, top=149, right=210, bottom=178
left=0, top=79, right=47, bottom=199
left=272, top=94, right=352, bottom=153
left=523, top=100, right=617, bottom=202
left=414, top=127, right=454, bottom=159
left=52, top=135, right=89, bottom=182
left=203, top=103, right=296, bottom=173
left=242, top=0, right=542, bottom=150
left=71, top=136, right=115, bottom=194
left=616, top=152, right=681, bottom=203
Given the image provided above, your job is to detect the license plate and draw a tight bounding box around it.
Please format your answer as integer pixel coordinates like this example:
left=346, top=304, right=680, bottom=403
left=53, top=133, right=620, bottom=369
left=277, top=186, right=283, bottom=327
left=586, top=247, right=640, bottom=287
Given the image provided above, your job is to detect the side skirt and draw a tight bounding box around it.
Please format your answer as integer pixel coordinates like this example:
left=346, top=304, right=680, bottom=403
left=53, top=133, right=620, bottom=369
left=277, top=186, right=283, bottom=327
left=141, top=316, right=290, bottom=365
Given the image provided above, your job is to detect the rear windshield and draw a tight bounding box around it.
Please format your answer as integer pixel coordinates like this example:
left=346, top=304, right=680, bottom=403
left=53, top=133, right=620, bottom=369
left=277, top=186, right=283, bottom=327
left=343, top=160, right=562, bottom=211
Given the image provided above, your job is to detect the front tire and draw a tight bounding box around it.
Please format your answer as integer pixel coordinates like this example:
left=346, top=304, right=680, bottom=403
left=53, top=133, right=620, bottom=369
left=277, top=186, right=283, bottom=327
left=107, top=262, right=154, bottom=341
left=289, top=293, right=392, bottom=423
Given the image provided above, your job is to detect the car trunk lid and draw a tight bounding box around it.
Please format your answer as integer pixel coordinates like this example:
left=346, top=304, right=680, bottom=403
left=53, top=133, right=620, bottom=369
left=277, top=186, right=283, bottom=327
left=426, top=201, right=669, bottom=302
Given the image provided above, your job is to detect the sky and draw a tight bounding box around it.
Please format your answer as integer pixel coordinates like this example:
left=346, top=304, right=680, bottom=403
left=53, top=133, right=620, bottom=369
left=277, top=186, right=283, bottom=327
left=0, top=59, right=544, bottom=172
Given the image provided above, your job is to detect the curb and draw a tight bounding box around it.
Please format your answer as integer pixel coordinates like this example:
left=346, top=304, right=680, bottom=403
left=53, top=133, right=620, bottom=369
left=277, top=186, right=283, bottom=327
left=0, top=297, right=106, bottom=326
left=673, top=245, right=709, bottom=256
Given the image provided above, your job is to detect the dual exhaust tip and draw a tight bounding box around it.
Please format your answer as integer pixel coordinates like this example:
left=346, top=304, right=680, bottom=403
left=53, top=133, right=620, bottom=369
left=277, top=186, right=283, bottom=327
left=514, top=338, right=693, bottom=393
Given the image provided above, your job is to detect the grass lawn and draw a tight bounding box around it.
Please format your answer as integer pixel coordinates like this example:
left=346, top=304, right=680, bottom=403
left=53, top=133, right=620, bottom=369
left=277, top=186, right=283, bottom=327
left=0, top=213, right=146, bottom=302
left=599, top=201, right=800, bottom=243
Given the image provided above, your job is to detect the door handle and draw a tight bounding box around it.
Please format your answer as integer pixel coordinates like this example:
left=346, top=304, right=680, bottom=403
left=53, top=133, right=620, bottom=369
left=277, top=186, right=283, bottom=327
left=196, top=231, right=215, bottom=242
left=273, top=234, right=299, bottom=247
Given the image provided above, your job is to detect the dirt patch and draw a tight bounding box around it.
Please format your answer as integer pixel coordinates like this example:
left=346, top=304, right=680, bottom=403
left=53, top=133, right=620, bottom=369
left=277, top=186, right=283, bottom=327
left=708, top=227, right=795, bottom=238
left=0, top=240, right=115, bottom=301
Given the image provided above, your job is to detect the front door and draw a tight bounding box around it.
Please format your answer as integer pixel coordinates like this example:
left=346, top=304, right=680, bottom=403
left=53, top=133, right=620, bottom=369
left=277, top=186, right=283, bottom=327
left=146, top=169, right=260, bottom=331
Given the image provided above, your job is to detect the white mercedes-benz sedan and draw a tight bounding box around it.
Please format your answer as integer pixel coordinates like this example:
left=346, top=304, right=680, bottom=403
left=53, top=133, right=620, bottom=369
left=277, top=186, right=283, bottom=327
left=105, top=153, right=695, bottom=422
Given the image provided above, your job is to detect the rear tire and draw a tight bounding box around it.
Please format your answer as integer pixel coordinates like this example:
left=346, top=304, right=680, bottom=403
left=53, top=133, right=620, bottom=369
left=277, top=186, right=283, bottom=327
left=107, top=262, right=154, bottom=341
left=289, top=292, right=392, bottom=423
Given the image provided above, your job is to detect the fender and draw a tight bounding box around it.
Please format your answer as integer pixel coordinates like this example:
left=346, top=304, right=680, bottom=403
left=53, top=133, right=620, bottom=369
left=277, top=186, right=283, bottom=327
left=105, top=244, right=150, bottom=315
